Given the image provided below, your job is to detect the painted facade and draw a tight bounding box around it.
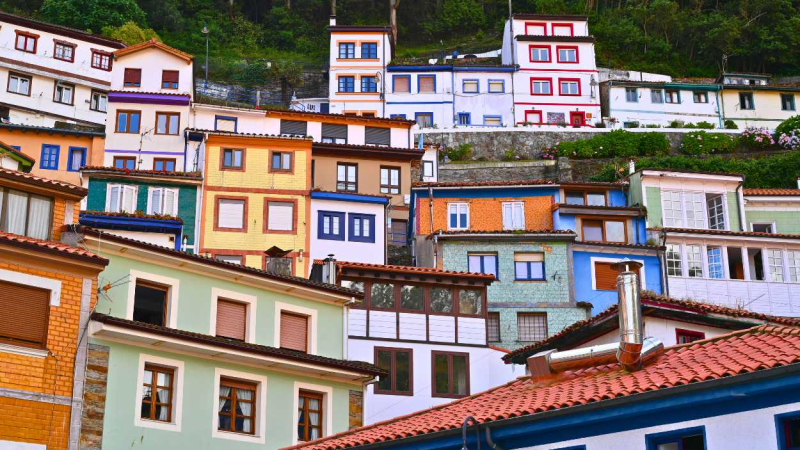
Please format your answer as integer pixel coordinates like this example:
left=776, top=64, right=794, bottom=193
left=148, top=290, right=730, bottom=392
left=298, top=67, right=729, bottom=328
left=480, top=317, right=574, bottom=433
left=718, top=73, right=800, bottom=128
left=601, top=80, right=723, bottom=128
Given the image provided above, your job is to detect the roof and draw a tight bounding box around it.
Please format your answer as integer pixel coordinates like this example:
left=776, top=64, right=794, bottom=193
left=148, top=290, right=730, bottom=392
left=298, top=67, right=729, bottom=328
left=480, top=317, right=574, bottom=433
left=434, top=229, right=576, bottom=238
left=265, top=110, right=415, bottom=126
left=413, top=179, right=557, bottom=188
left=744, top=188, right=800, bottom=197
left=552, top=203, right=646, bottom=214
left=113, top=38, right=193, bottom=62
left=516, top=35, right=595, bottom=43
left=328, top=25, right=391, bottom=33
left=603, top=79, right=721, bottom=90
left=80, top=210, right=184, bottom=224
left=91, top=313, right=384, bottom=377
left=512, top=13, right=589, bottom=21
left=0, top=11, right=125, bottom=48
left=574, top=241, right=663, bottom=250
left=75, top=227, right=364, bottom=298
left=0, top=122, right=105, bottom=138
left=654, top=227, right=800, bottom=240
left=80, top=166, right=203, bottom=181
left=504, top=292, right=800, bottom=363
left=327, top=261, right=496, bottom=282
left=0, top=138, right=34, bottom=168
left=631, top=168, right=744, bottom=179
left=186, top=128, right=312, bottom=141
left=0, top=231, right=107, bottom=265
left=284, top=324, right=800, bottom=450
left=312, top=142, right=424, bottom=160
left=0, top=166, right=87, bottom=198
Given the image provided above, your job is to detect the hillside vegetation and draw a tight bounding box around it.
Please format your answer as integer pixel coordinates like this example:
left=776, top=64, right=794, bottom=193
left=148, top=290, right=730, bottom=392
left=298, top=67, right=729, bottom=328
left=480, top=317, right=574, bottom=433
left=3, top=0, right=800, bottom=84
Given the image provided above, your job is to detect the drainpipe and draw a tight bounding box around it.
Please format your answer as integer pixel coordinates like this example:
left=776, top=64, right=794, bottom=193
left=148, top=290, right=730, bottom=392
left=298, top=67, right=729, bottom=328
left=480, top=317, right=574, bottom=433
left=507, top=3, right=517, bottom=123
left=736, top=180, right=746, bottom=231
left=461, top=416, right=481, bottom=450
left=659, top=231, right=669, bottom=298
left=715, top=88, right=723, bottom=129
left=485, top=426, right=503, bottom=450
left=429, top=187, right=437, bottom=267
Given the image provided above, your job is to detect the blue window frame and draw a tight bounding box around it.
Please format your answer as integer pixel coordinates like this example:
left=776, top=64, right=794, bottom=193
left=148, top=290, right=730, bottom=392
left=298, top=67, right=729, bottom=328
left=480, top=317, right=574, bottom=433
left=645, top=426, right=706, bottom=450
left=488, top=79, right=505, bottom=93
left=462, top=79, right=479, bottom=93
left=67, top=147, right=86, bottom=172
left=390, top=114, right=407, bottom=120
left=338, top=43, right=355, bottom=59
left=392, top=75, right=411, bottom=93
left=361, top=42, right=377, bottom=59
left=319, top=211, right=345, bottom=241
left=338, top=76, right=355, bottom=93
left=551, top=446, right=586, bottom=450
left=776, top=411, right=800, bottom=450
left=40, top=144, right=59, bottom=170
left=214, top=115, right=238, bottom=132
left=11, top=145, right=21, bottom=151
left=417, top=75, right=436, bottom=93
left=348, top=213, right=375, bottom=243
left=467, top=253, right=498, bottom=279
left=515, top=253, right=545, bottom=281
left=457, top=113, right=471, bottom=125
left=415, top=112, right=434, bottom=128
left=361, top=76, right=377, bottom=93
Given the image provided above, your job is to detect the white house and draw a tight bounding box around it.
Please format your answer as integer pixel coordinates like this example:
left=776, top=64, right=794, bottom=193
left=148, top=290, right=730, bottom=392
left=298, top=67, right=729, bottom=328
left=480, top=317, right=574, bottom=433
left=0, top=11, right=124, bottom=127
left=502, top=14, right=602, bottom=126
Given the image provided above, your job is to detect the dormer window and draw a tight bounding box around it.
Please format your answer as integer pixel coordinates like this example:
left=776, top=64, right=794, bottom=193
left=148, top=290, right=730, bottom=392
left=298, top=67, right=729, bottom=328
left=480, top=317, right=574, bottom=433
left=662, top=190, right=727, bottom=230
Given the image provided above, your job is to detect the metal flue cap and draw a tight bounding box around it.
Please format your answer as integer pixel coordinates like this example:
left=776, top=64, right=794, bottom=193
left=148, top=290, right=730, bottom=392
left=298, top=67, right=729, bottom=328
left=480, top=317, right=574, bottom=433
left=610, top=259, right=643, bottom=273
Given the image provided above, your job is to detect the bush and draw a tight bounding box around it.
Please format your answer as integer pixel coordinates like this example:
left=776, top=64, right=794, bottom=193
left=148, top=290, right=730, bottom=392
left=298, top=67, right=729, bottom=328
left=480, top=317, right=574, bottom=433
left=778, top=130, right=800, bottom=150
left=724, top=120, right=738, bottom=130
left=739, top=127, right=776, bottom=149
left=694, top=121, right=716, bottom=129
left=502, top=149, right=518, bottom=161
left=680, top=131, right=738, bottom=155
left=446, top=143, right=472, bottom=161
left=546, top=130, right=670, bottom=159
left=775, top=115, right=800, bottom=137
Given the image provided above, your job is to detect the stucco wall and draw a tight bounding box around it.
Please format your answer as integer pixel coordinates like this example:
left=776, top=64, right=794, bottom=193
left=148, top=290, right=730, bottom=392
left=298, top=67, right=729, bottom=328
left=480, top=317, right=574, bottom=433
left=572, top=250, right=662, bottom=313
left=416, top=196, right=553, bottom=234
left=747, top=209, right=800, bottom=234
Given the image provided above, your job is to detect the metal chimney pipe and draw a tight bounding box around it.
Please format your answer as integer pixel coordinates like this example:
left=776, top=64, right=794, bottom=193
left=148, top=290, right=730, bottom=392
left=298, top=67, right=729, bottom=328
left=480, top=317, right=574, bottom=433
left=325, top=254, right=337, bottom=285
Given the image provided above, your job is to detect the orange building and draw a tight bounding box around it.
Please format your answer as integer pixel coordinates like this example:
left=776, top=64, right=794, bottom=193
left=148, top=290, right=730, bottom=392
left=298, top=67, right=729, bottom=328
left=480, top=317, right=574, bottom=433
left=0, top=167, right=108, bottom=449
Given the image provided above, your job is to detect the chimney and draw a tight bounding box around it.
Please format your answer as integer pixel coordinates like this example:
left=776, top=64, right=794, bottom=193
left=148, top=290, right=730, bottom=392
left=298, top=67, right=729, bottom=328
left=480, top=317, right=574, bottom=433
left=796, top=178, right=800, bottom=189
left=628, top=159, right=636, bottom=174
left=323, top=254, right=337, bottom=285
left=329, top=15, right=337, bottom=26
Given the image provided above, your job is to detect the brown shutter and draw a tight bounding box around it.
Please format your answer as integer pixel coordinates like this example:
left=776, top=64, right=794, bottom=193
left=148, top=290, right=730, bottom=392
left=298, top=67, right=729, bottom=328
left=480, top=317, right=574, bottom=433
left=280, top=312, right=308, bottom=352
left=124, top=68, right=142, bottom=85
left=162, top=70, right=179, bottom=83
left=595, top=262, right=640, bottom=291
left=216, top=298, right=247, bottom=341
left=0, top=280, right=49, bottom=347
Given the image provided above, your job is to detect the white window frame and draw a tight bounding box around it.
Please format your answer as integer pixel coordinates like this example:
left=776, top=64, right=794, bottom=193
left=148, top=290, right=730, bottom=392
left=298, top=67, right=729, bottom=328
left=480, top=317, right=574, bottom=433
left=767, top=248, right=784, bottom=282
left=529, top=47, right=549, bottom=62
left=447, top=202, right=469, bottom=230
left=706, top=194, right=726, bottom=230
left=211, top=368, right=268, bottom=444
left=686, top=244, right=703, bottom=278
left=751, top=222, right=777, bottom=233
left=126, top=269, right=180, bottom=328
left=683, top=192, right=706, bottom=229
left=291, top=381, right=333, bottom=445
left=666, top=244, right=683, bottom=277
left=502, top=202, right=525, bottom=230
left=662, top=190, right=728, bottom=230
left=558, top=48, right=577, bottom=62
left=560, top=80, right=579, bottom=95
left=134, top=353, right=185, bottom=432
left=106, top=184, right=138, bottom=213
left=531, top=80, right=551, bottom=95
left=589, top=257, right=647, bottom=291
left=91, top=91, right=108, bottom=112
left=273, top=301, right=318, bottom=355
left=147, top=187, right=179, bottom=216
left=422, top=160, right=434, bottom=178
left=54, top=83, right=74, bottom=104
left=209, top=287, right=257, bottom=343
left=8, top=73, right=31, bottom=95
left=788, top=250, right=800, bottom=283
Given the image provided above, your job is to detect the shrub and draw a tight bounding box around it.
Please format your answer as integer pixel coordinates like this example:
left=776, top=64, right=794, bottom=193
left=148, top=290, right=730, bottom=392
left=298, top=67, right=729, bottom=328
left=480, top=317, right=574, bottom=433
left=724, top=120, right=738, bottom=129
left=739, top=127, right=776, bottom=149
left=694, top=121, right=716, bottom=129
left=546, top=130, right=670, bottom=159
left=680, top=131, right=738, bottom=155
left=446, top=143, right=472, bottom=161
left=775, top=115, right=800, bottom=137
left=502, top=149, right=518, bottom=161
left=778, top=130, right=800, bottom=150
left=668, top=120, right=684, bottom=128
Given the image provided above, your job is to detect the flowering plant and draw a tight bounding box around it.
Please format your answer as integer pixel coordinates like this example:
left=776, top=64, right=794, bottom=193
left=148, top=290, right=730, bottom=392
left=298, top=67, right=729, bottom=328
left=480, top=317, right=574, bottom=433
left=680, top=131, right=738, bottom=155
left=778, top=130, right=800, bottom=150
left=739, top=127, right=775, bottom=149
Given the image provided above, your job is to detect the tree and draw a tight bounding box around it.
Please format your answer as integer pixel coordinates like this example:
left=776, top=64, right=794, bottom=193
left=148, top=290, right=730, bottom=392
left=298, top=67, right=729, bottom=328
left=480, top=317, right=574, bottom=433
left=102, top=22, right=161, bottom=45
left=40, top=0, right=147, bottom=33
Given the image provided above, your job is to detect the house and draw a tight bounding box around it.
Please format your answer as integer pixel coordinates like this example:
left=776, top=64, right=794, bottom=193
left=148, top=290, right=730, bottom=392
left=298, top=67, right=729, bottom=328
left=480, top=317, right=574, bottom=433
left=502, top=14, right=602, bottom=126
left=0, top=137, right=35, bottom=171
left=744, top=188, right=800, bottom=234
left=718, top=72, right=800, bottom=129
left=64, top=227, right=383, bottom=450
left=601, top=79, right=723, bottom=128
left=195, top=130, right=312, bottom=276
left=79, top=166, right=203, bottom=251
left=410, top=180, right=591, bottom=351
left=629, top=168, right=800, bottom=315
left=102, top=39, right=195, bottom=171
left=0, top=167, right=108, bottom=449
left=0, top=11, right=124, bottom=128
left=309, top=259, right=518, bottom=425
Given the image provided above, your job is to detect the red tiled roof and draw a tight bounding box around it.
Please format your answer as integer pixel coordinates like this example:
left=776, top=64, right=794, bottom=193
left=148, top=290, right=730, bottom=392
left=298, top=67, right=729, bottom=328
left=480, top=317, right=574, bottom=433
left=311, top=142, right=424, bottom=160
left=413, top=179, right=557, bottom=188
left=744, top=188, right=800, bottom=196
left=0, top=139, right=34, bottom=164
left=552, top=203, right=645, bottom=213
left=0, top=167, right=87, bottom=197
left=266, top=109, right=415, bottom=126
left=653, top=227, right=800, bottom=240
left=284, top=324, right=800, bottom=450
left=0, top=231, right=107, bottom=265
left=329, top=261, right=496, bottom=281
left=113, top=38, right=193, bottom=61
left=81, top=166, right=202, bottom=180
left=433, top=229, right=576, bottom=238
left=632, top=168, right=744, bottom=178
left=575, top=241, right=663, bottom=250
left=79, top=210, right=184, bottom=224
left=186, top=128, right=312, bottom=141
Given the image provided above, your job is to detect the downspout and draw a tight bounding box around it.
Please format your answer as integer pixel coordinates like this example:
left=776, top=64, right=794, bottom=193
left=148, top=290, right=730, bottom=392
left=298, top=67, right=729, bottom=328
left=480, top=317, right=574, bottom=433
left=451, top=69, right=456, bottom=128
left=485, top=426, right=503, bottom=450
left=183, top=130, right=189, bottom=172
left=659, top=231, right=669, bottom=298
left=736, top=180, right=746, bottom=231
left=715, top=88, right=723, bottom=129
left=508, top=2, right=517, bottom=123
left=429, top=186, right=436, bottom=268
left=461, top=416, right=481, bottom=450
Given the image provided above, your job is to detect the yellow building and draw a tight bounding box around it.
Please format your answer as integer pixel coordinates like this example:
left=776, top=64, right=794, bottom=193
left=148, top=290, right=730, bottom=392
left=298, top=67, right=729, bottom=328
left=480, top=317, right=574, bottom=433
left=198, top=131, right=312, bottom=276
left=718, top=73, right=800, bottom=128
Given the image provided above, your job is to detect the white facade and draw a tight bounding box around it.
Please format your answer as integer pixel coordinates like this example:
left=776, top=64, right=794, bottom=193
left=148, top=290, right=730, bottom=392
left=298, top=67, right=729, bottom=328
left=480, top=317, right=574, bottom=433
left=420, top=146, right=438, bottom=183
left=581, top=316, right=735, bottom=349
left=290, top=97, right=329, bottom=114
left=603, top=82, right=723, bottom=128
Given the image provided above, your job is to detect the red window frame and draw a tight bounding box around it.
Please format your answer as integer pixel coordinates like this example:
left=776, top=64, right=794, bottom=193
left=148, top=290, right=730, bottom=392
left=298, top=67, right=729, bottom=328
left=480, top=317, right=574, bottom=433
left=529, top=77, right=553, bottom=96
left=524, top=22, right=547, bottom=36
left=675, top=328, right=705, bottom=344
left=551, top=23, right=574, bottom=36
left=15, top=31, right=38, bottom=53
left=556, top=45, right=580, bottom=64
left=91, top=50, right=112, bottom=71
left=53, top=41, right=76, bottom=63
left=528, top=45, right=551, bottom=63
left=525, top=110, right=543, bottom=124
left=558, top=78, right=581, bottom=96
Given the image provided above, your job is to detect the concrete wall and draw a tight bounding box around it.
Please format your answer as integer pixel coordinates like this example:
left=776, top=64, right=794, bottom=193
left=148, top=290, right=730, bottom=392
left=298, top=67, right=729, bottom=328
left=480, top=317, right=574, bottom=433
left=309, top=197, right=386, bottom=271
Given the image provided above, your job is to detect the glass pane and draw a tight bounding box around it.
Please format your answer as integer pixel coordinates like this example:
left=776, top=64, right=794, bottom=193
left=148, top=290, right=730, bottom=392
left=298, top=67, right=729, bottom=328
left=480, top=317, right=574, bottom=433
left=515, top=262, right=528, bottom=280
left=26, top=195, right=51, bottom=239
left=370, top=283, right=394, bottom=308
left=157, top=372, right=171, bottom=387
left=657, top=444, right=679, bottom=450
left=530, top=262, right=544, bottom=280
left=5, top=190, right=28, bottom=235
left=604, top=221, right=626, bottom=243
left=587, top=193, right=606, bottom=206
left=430, top=288, right=453, bottom=313
left=376, top=350, right=392, bottom=391
left=400, top=285, right=423, bottom=310
left=583, top=222, right=603, bottom=241
left=452, top=355, right=468, bottom=395
left=434, top=355, right=449, bottom=395
left=143, top=369, right=153, bottom=385
left=141, top=400, right=151, bottom=419
left=395, top=351, right=410, bottom=392
left=458, top=289, right=481, bottom=315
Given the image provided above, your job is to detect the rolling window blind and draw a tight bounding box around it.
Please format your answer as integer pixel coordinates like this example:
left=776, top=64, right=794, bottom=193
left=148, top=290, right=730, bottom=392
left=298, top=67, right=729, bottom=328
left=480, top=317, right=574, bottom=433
left=280, top=312, right=308, bottom=352
left=162, top=70, right=179, bottom=83
left=0, top=280, right=49, bottom=347
left=124, top=68, right=142, bottom=85
left=217, top=199, right=245, bottom=229
left=215, top=117, right=236, bottom=132
left=365, top=127, right=391, bottom=146
left=321, top=123, right=347, bottom=140
left=595, top=262, right=640, bottom=291
left=280, top=120, right=307, bottom=136
left=419, top=76, right=434, bottom=92
left=394, top=76, right=410, bottom=92
left=216, top=298, right=247, bottom=341
left=267, top=202, right=294, bottom=231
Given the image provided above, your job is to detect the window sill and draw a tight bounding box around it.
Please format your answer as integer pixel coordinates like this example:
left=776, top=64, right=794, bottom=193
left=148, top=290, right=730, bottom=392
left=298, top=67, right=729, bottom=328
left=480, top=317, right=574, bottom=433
left=0, top=342, right=48, bottom=358
left=212, top=429, right=263, bottom=444
left=135, top=417, right=181, bottom=432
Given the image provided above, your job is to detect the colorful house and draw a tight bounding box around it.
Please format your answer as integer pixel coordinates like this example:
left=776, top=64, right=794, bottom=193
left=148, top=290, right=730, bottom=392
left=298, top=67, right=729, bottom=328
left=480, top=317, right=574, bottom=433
left=66, top=227, right=382, bottom=450
left=718, top=73, right=800, bottom=129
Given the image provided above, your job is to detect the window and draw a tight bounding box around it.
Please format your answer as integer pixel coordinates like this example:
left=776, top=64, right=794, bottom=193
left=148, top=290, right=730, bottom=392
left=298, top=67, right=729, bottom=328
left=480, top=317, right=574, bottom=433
left=218, top=378, right=256, bottom=434
left=216, top=298, right=247, bottom=340
left=54, top=41, right=75, bottom=62
left=581, top=219, right=625, bottom=243
left=484, top=116, right=502, bottom=127
left=366, top=126, right=390, bottom=146
left=430, top=287, right=453, bottom=313
left=153, top=158, right=176, bottom=172
left=753, top=223, right=775, bottom=233
left=693, top=91, right=708, bottom=103
left=297, top=391, right=323, bottom=441
left=215, top=198, right=246, bottom=231
left=682, top=192, right=706, bottom=228
left=116, top=110, right=141, bottom=134
left=380, top=166, right=400, bottom=194
left=338, top=76, right=355, bottom=93
left=531, top=79, right=552, bottom=95
left=90, top=91, right=108, bottom=112
left=375, top=348, right=412, bottom=395
left=338, top=42, right=355, bottom=59
left=280, top=120, right=307, bottom=137
left=525, top=22, right=546, bottom=35
left=592, top=261, right=620, bottom=291
left=321, top=123, right=347, bottom=143
left=280, top=312, right=309, bottom=352
left=67, top=147, right=85, bottom=172
left=517, top=312, right=547, bottom=342
left=448, top=203, right=469, bottom=230
left=215, top=116, right=237, bottom=132
left=124, top=68, right=142, bottom=87
left=515, top=253, right=545, bottom=281
left=625, top=88, right=638, bottom=102
left=349, top=213, right=375, bottom=243
left=0, top=279, right=49, bottom=349
left=502, top=202, right=525, bottom=230
left=769, top=249, right=784, bottom=282
left=432, top=352, right=469, bottom=398
left=148, top=187, right=178, bottom=216
left=361, top=112, right=376, bottom=118
left=487, top=312, right=501, bottom=342
left=155, top=112, right=180, bottom=135
left=265, top=257, right=292, bottom=276
left=361, top=42, right=378, bottom=59
left=336, top=163, right=357, bottom=192
left=113, top=156, right=136, bottom=170
left=777, top=412, right=800, bottom=450
left=665, top=90, right=680, bottom=103
left=270, top=152, right=292, bottom=172
left=418, top=75, right=435, bottom=93
left=265, top=201, right=295, bottom=232
left=370, top=283, right=395, bottom=309
left=686, top=245, right=703, bottom=277
left=789, top=251, right=800, bottom=283
left=645, top=426, right=706, bottom=450
left=140, top=365, right=174, bottom=422
left=423, top=160, right=434, bottom=178
left=40, top=144, right=59, bottom=170
left=488, top=80, right=504, bottom=93
left=318, top=211, right=345, bottom=240
left=706, top=194, right=726, bottom=230
left=8, top=73, right=31, bottom=96
left=458, top=289, right=482, bottom=315
left=666, top=244, right=682, bottom=276
left=162, top=70, right=179, bottom=89
left=782, top=94, right=796, bottom=111
left=53, top=82, right=74, bottom=105
left=457, top=113, right=471, bottom=125
left=529, top=45, right=550, bottom=62
left=468, top=254, right=498, bottom=279
left=133, top=280, right=168, bottom=326
left=389, top=219, right=407, bottom=246
left=361, top=76, right=377, bottom=93
left=651, top=89, right=663, bottom=103
left=91, top=50, right=111, bottom=71
left=215, top=255, right=243, bottom=265
left=222, top=149, right=244, bottom=169
left=676, top=329, right=705, bottom=344
left=462, top=80, right=479, bottom=93
left=15, top=31, right=37, bottom=53
left=400, top=285, right=423, bottom=311
left=416, top=112, right=433, bottom=128
left=565, top=191, right=585, bottom=205
left=556, top=46, right=578, bottom=63
left=661, top=191, right=684, bottom=227
left=393, top=75, right=410, bottom=93
left=559, top=79, right=580, bottom=96
left=707, top=247, right=723, bottom=279
left=739, top=92, right=754, bottom=110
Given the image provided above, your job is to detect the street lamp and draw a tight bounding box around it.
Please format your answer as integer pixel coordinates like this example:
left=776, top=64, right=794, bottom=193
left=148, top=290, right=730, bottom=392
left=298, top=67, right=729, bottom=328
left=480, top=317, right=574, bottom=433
left=202, top=26, right=209, bottom=89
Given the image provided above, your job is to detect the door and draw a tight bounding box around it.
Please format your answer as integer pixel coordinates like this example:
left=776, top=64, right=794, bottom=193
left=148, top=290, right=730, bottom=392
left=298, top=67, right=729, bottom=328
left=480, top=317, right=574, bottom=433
left=570, top=111, right=585, bottom=126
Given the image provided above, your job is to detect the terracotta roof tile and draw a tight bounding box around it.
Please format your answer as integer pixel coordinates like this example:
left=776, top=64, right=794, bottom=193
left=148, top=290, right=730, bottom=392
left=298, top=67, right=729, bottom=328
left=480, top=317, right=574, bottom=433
left=653, top=227, right=800, bottom=240
left=434, top=229, right=576, bottom=238
left=284, top=324, right=800, bottom=450
left=0, top=231, right=107, bottom=264
left=0, top=138, right=34, bottom=164
left=113, top=38, right=193, bottom=61
left=266, top=109, right=415, bottom=126
left=81, top=166, right=202, bottom=180
left=329, top=261, right=496, bottom=281
left=744, top=188, right=800, bottom=196
left=413, top=179, right=557, bottom=188
left=0, top=166, right=87, bottom=197
left=575, top=241, right=663, bottom=250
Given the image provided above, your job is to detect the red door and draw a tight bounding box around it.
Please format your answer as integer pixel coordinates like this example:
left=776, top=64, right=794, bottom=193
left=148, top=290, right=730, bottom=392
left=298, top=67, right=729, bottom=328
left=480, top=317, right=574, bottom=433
left=570, top=111, right=586, bottom=126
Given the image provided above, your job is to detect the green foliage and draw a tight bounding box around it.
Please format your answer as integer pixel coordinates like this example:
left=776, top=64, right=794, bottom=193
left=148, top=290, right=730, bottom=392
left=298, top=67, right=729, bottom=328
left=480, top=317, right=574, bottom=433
left=693, top=121, right=716, bottom=130
left=446, top=143, right=473, bottom=162
left=102, top=21, right=159, bottom=45
left=739, top=127, right=776, bottom=149
left=775, top=115, right=800, bottom=137
left=502, top=149, right=517, bottom=161
left=680, top=131, right=738, bottom=155
left=40, top=0, right=147, bottom=33
left=551, top=130, right=670, bottom=159
left=724, top=120, right=739, bottom=130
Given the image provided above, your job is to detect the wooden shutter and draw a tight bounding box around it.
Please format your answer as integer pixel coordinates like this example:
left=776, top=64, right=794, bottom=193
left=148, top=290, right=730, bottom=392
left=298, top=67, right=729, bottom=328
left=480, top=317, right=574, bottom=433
left=365, top=127, right=391, bottom=146
left=321, top=123, right=347, bottom=140
left=419, top=76, right=434, bottom=92
left=267, top=202, right=294, bottom=231
left=280, top=312, right=308, bottom=352
left=124, top=68, right=141, bottom=85
left=595, top=262, right=640, bottom=291
left=162, top=70, right=179, bottom=83
left=280, top=120, right=307, bottom=136
left=0, top=280, right=49, bottom=347
left=217, top=199, right=245, bottom=229
left=216, top=299, right=246, bottom=341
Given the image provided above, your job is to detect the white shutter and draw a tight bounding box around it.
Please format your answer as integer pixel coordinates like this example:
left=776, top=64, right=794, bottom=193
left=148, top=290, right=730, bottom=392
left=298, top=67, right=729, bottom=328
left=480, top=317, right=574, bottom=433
left=148, top=188, right=162, bottom=215
left=218, top=199, right=244, bottom=229
left=502, top=204, right=512, bottom=229
left=514, top=203, right=524, bottom=228
left=121, top=186, right=138, bottom=213
left=267, top=202, right=294, bottom=231
left=164, top=189, right=178, bottom=216
left=107, top=185, right=121, bottom=212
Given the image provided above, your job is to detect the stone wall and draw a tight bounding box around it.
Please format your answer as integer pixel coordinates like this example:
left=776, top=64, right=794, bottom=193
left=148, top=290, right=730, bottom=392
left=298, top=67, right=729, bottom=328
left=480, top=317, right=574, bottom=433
left=79, top=344, right=109, bottom=450
left=348, top=390, right=363, bottom=430
left=439, top=157, right=616, bottom=183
